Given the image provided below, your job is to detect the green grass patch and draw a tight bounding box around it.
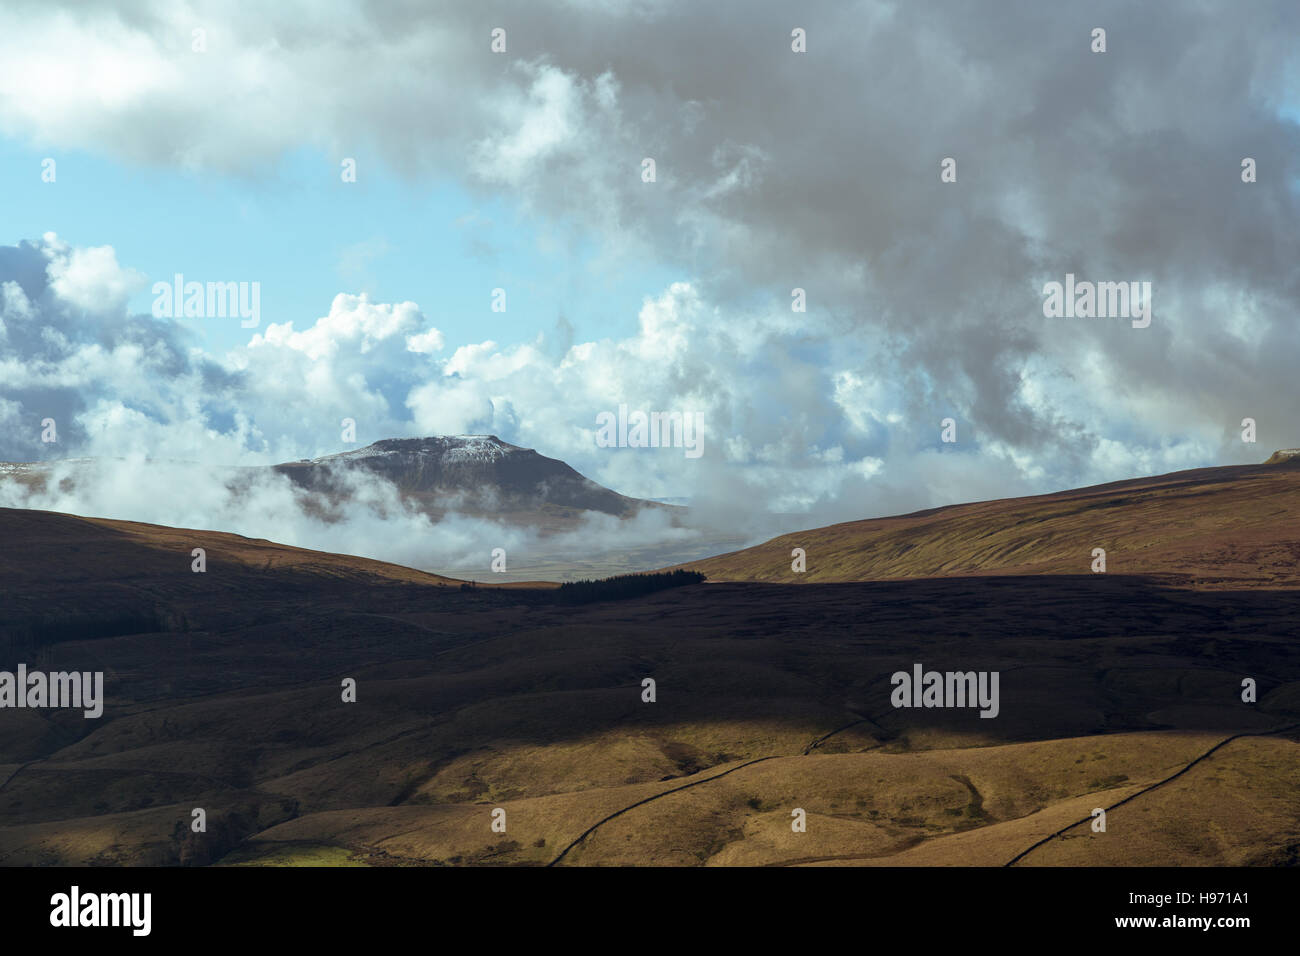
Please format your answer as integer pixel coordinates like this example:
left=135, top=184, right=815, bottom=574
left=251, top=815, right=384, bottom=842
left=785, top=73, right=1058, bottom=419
left=216, top=842, right=368, bottom=867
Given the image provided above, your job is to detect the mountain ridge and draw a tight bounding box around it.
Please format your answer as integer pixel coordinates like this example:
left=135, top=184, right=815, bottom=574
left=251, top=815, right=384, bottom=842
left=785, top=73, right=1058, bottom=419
left=0, top=434, right=678, bottom=528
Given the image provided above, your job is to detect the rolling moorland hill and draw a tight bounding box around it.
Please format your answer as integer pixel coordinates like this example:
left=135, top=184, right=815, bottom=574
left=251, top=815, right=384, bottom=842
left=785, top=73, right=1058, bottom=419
left=0, top=453, right=1296, bottom=867
left=680, top=452, right=1300, bottom=587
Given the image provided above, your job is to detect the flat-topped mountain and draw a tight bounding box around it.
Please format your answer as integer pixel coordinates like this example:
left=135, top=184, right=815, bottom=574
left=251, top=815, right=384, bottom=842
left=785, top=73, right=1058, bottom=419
left=0, top=436, right=742, bottom=579
left=0, top=435, right=675, bottom=530
left=271, top=435, right=661, bottom=520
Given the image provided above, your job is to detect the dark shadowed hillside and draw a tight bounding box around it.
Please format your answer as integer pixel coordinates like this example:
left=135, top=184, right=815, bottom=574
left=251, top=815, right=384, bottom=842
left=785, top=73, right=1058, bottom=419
left=1, top=453, right=1297, bottom=867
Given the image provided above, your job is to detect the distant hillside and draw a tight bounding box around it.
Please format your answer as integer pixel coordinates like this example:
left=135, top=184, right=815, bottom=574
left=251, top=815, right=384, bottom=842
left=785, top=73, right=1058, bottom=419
left=0, top=435, right=679, bottom=532
left=679, top=452, right=1300, bottom=587
left=272, top=435, right=663, bottom=522
left=0, top=438, right=752, bottom=581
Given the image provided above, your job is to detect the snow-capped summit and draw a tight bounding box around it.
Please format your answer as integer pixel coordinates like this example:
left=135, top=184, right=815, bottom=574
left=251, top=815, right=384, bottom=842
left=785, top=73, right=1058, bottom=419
left=311, top=435, right=523, bottom=466
left=273, top=435, right=653, bottom=519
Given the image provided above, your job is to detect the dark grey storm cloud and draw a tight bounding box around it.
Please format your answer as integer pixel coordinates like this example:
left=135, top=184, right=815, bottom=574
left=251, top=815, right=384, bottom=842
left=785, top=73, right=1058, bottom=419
left=0, top=0, right=1296, bottom=520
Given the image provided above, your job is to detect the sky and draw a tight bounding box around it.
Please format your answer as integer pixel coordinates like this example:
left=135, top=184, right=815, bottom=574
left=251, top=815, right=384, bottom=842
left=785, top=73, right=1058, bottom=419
left=1, top=0, right=1298, bottom=565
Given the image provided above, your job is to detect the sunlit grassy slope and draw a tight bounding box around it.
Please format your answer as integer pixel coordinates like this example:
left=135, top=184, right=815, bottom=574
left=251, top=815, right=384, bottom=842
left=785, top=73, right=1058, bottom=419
left=680, top=456, right=1300, bottom=587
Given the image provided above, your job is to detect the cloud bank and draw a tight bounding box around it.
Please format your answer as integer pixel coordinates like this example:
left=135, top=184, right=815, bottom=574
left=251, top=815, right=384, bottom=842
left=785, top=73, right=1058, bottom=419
left=2, top=0, right=1298, bottom=565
